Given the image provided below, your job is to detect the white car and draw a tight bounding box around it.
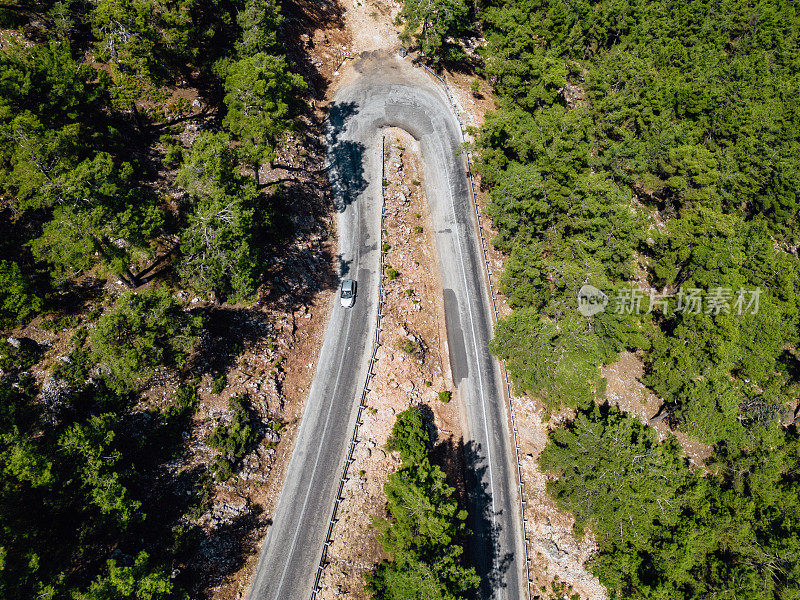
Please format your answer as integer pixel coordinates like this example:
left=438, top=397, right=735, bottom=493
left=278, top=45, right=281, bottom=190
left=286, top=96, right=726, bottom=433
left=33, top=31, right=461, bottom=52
left=340, top=279, right=356, bottom=308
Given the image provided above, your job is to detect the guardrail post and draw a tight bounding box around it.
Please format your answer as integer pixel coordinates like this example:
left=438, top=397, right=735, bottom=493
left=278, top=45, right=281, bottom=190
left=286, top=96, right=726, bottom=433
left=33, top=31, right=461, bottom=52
left=309, top=135, right=390, bottom=599
left=413, top=60, right=534, bottom=600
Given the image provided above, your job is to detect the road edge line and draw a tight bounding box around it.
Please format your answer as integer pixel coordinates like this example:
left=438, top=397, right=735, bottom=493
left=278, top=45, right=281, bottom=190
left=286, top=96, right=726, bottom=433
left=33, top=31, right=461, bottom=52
left=412, top=59, right=534, bottom=600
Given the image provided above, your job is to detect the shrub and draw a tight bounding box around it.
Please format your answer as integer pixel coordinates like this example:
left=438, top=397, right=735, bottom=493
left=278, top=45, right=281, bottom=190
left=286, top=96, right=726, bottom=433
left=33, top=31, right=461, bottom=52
left=51, top=347, right=92, bottom=386
left=385, top=406, right=429, bottom=462
left=163, top=143, right=183, bottom=168
left=90, top=288, right=202, bottom=393
left=0, top=338, right=41, bottom=372
left=173, top=380, right=200, bottom=411
left=397, top=338, right=419, bottom=356
left=470, top=78, right=481, bottom=98
left=0, top=260, right=41, bottom=330
left=207, top=395, right=259, bottom=481
left=40, top=314, right=80, bottom=332
left=438, top=390, right=451, bottom=403
left=386, top=266, right=400, bottom=280
left=211, top=371, right=227, bottom=395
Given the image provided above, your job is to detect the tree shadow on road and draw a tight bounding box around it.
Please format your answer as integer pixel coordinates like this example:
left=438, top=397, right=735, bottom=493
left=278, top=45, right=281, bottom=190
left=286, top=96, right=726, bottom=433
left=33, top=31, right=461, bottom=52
left=254, top=101, right=364, bottom=313
left=464, top=439, right=515, bottom=598
left=326, top=101, right=367, bottom=212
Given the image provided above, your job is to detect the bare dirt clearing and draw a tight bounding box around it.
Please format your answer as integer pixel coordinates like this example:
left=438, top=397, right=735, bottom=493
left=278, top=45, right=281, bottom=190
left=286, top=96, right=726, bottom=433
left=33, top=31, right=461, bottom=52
left=602, top=352, right=712, bottom=465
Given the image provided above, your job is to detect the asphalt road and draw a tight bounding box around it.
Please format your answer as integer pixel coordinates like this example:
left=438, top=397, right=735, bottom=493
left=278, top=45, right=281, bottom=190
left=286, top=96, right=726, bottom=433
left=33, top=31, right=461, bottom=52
left=246, top=52, right=526, bottom=600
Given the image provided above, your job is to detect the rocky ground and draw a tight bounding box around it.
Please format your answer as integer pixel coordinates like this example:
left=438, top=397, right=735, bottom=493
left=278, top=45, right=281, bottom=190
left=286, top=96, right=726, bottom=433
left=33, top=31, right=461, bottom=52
left=602, top=351, right=713, bottom=465
left=186, top=3, right=357, bottom=598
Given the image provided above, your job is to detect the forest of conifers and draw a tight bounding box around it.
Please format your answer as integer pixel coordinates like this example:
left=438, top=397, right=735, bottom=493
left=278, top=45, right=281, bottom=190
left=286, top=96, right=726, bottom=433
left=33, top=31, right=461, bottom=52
left=3, top=0, right=800, bottom=599
left=476, top=0, right=800, bottom=598
left=0, top=1, right=302, bottom=598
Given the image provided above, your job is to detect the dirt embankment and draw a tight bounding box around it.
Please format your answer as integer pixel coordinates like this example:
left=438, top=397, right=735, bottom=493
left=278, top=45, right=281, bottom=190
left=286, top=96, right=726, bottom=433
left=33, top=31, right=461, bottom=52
left=462, top=140, right=609, bottom=600
left=314, top=2, right=607, bottom=598
left=188, top=3, right=359, bottom=599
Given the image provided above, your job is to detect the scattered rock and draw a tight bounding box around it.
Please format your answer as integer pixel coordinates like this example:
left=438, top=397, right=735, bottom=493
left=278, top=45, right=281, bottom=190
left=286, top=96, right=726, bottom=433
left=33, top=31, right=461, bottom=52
left=539, top=538, right=568, bottom=562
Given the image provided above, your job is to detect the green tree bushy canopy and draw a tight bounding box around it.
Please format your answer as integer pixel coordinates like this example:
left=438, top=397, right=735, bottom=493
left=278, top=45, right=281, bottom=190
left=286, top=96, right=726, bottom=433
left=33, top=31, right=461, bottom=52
left=0, top=261, right=41, bottom=329
left=0, top=0, right=305, bottom=313
left=0, top=366, right=190, bottom=600
left=478, top=0, right=800, bottom=434
left=476, top=0, right=800, bottom=596
left=542, top=404, right=800, bottom=599
left=399, top=0, right=471, bottom=60
left=222, top=53, right=307, bottom=167
left=0, top=0, right=305, bottom=598
left=368, top=407, right=480, bottom=600
left=175, top=132, right=262, bottom=302
left=91, top=288, right=202, bottom=392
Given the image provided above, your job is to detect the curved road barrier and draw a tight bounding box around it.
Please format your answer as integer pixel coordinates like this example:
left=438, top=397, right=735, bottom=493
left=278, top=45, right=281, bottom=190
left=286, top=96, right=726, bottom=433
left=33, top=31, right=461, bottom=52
left=246, top=53, right=526, bottom=600
left=414, top=59, right=534, bottom=600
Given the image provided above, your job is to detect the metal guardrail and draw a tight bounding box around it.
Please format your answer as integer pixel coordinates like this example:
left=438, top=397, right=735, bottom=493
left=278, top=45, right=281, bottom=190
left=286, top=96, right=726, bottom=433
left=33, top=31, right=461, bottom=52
left=311, top=63, right=535, bottom=599
left=414, top=60, right=535, bottom=600
left=310, top=135, right=389, bottom=600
